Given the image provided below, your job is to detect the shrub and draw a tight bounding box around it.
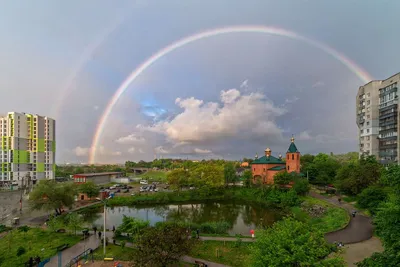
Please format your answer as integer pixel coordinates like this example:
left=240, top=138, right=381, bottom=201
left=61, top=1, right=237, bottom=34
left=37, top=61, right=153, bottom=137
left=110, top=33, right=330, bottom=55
left=16, top=247, right=26, bottom=257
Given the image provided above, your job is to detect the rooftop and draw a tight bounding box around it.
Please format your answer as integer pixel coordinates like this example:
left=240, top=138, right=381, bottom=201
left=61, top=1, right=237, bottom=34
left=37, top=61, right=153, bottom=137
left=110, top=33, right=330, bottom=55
left=252, top=155, right=285, bottom=165
left=73, top=172, right=123, bottom=177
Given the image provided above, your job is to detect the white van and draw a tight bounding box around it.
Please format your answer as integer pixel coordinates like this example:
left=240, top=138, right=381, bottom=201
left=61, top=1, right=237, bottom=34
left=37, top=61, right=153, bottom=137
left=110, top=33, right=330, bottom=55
left=140, top=180, right=148, bottom=185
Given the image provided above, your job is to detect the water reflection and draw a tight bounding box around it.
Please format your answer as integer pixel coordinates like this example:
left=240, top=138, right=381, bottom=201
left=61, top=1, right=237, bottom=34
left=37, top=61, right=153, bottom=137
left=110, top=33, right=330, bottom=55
left=92, top=201, right=282, bottom=235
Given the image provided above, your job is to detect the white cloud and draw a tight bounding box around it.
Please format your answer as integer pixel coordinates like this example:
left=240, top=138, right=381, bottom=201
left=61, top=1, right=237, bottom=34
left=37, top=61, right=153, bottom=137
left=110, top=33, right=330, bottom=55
left=312, top=81, right=325, bottom=88
left=194, top=148, right=212, bottom=154
left=138, top=148, right=144, bottom=154
left=73, top=146, right=89, bottom=157
left=128, top=147, right=136, bottom=154
left=240, top=79, right=248, bottom=88
left=296, top=131, right=312, bottom=140
left=155, top=146, right=170, bottom=154
left=140, top=89, right=285, bottom=144
left=115, top=134, right=145, bottom=144
left=284, top=96, right=299, bottom=104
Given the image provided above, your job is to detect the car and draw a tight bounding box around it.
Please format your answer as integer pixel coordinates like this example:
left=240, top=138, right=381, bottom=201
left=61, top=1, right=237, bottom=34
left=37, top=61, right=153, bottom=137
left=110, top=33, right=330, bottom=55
left=154, top=188, right=159, bottom=192
left=140, top=180, right=148, bottom=185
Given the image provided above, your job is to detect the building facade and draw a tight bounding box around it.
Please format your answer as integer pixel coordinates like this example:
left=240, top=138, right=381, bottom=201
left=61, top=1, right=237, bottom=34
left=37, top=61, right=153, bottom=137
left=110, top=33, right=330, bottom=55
left=73, top=172, right=124, bottom=185
left=251, top=137, right=301, bottom=184
left=0, top=112, right=56, bottom=185
left=357, top=72, right=400, bottom=164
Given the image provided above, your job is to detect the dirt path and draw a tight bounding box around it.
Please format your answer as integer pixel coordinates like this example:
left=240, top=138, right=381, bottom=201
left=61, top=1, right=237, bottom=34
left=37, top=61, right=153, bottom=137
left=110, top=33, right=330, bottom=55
left=342, top=236, right=383, bottom=266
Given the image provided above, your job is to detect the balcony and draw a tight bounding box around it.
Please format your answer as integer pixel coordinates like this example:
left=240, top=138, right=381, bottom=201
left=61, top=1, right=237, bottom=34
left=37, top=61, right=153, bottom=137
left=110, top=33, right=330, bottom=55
left=379, top=151, right=398, bottom=157
left=379, top=120, right=397, bottom=127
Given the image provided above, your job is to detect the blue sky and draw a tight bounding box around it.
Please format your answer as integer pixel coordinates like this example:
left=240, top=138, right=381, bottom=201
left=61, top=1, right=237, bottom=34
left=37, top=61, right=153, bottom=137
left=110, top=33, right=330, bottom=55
left=0, top=0, right=399, bottom=163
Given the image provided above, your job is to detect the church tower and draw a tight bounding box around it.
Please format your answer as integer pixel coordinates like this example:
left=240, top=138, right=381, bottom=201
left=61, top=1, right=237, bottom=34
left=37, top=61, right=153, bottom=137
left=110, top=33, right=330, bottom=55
left=286, top=136, right=301, bottom=173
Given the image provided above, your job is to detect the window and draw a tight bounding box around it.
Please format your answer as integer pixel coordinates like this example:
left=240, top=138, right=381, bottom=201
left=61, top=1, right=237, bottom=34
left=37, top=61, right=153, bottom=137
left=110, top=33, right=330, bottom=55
left=287, top=166, right=290, bottom=171
left=287, top=155, right=289, bottom=160
left=367, top=100, right=370, bottom=105
left=253, top=168, right=255, bottom=171
left=367, top=129, right=370, bottom=133
left=297, top=154, right=299, bottom=160
left=367, top=121, right=369, bottom=126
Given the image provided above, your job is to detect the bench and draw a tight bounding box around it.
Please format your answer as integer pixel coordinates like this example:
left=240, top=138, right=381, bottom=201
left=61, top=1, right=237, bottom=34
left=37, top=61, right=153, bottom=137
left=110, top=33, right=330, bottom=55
left=194, top=260, right=208, bottom=267
left=56, top=244, right=69, bottom=251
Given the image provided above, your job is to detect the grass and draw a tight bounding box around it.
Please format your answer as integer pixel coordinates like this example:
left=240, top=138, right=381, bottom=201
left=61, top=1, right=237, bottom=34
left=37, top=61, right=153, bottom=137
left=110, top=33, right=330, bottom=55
left=0, top=227, right=81, bottom=266
left=189, top=240, right=252, bottom=267
left=93, top=244, right=133, bottom=261
left=342, top=195, right=358, bottom=203
left=297, top=196, right=350, bottom=233
left=138, top=170, right=168, bottom=181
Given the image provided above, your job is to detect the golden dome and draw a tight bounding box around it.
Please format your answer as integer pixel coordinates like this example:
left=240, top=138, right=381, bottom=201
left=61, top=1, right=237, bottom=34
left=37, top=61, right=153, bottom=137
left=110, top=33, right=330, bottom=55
left=265, top=147, right=271, bottom=152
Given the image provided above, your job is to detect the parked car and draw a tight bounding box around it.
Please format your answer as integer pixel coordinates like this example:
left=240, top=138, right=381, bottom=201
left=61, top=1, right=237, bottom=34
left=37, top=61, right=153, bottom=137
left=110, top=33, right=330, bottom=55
left=140, top=180, right=148, bottom=185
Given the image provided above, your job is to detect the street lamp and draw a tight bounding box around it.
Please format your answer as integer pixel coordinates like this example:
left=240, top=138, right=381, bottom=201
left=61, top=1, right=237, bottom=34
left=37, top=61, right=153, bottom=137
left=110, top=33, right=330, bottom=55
left=96, top=196, right=111, bottom=256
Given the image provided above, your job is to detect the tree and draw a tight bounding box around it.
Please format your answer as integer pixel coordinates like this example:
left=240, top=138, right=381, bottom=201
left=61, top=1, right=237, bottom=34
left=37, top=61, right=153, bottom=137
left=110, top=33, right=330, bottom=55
left=131, top=224, right=195, bottom=267
left=167, top=169, right=189, bottom=191
left=224, top=162, right=237, bottom=185
left=117, top=215, right=149, bottom=237
left=273, top=172, right=292, bottom=185
left=250, top=217, right=344, bottom=266
left=79, top=181, right=100, bottom=198
left=336, top=156, right=381, bottom=195
left=292, top=177, right=310, bottom=196
left=29, top=180, right=76, bottom=215
left=243, top=170, right=252, bottom=188
left=66, top=213, right=84, bottom=235
left=47, top=215, right=64, bottom=232
left=357, top=186, right=388, bottom=215
left=190, top=164, right=224, bottom=188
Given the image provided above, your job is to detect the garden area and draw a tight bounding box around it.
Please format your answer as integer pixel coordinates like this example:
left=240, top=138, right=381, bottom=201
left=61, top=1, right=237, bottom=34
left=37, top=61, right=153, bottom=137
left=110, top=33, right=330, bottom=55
left=0, top=227, right=80, bottom=266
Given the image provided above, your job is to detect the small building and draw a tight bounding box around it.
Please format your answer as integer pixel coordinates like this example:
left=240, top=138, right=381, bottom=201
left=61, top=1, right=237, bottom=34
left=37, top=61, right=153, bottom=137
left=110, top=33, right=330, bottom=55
left=77, top=190, right=109, bottom=201
left=240, top=162, right=249, bottom=168
left=251, top=137, right=301, bottom=184
left=73, top=172, right=124, bottom=185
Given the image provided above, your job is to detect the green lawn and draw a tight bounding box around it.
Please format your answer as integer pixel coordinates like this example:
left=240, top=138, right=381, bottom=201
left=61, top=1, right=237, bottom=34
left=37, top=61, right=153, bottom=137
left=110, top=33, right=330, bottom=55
left=0, top=227, right=81, bottom=266
left=189, top=240, right=252, bottom=267
left=138, top=170, right=168, bottom=181
left=93, top=244, right=133, bottom=261
left=342, top=195, right=358, bottom=203
left=300, top=196, right=350, bottom=233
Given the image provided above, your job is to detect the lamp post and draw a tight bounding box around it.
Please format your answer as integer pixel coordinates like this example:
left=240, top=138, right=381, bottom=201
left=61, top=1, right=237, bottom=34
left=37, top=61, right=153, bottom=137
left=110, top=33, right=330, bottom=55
left=96, top=197, right=110, bottom=256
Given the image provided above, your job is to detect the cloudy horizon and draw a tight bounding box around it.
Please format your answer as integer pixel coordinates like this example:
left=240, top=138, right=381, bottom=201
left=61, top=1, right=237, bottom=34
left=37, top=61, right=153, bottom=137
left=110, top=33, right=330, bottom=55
left=1, top=0, right=399, bottom=164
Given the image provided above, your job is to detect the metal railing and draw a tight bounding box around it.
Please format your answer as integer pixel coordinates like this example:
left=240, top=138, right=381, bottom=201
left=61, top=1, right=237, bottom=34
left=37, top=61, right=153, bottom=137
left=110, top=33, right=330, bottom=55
left=64, top=248, right=94, bottom=267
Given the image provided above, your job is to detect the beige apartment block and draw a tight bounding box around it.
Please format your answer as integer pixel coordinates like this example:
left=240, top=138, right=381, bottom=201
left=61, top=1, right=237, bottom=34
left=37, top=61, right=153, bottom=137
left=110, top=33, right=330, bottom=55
left=0, top=112, right=56, bottom=186
left=357, top=72, right=400, bottom=164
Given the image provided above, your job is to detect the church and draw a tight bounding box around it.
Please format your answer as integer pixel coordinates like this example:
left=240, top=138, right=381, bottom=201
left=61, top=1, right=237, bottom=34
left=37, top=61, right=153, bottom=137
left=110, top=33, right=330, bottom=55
left=251, top=137, right=301, bottom=184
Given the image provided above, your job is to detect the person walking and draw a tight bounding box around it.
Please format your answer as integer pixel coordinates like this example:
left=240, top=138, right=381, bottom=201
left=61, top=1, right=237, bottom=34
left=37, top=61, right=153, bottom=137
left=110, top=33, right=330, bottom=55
left=93, top=226, right=97, bottom=234
left=196, top=229, right=200, bottom=239
left=112, top=225, right=116, bottom=232
left=98, top=231, right=102, bottom=239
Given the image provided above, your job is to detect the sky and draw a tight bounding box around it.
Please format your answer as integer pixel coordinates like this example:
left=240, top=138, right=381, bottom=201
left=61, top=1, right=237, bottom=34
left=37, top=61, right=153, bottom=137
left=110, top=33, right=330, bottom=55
left=0, top=0, right=399, bottom=164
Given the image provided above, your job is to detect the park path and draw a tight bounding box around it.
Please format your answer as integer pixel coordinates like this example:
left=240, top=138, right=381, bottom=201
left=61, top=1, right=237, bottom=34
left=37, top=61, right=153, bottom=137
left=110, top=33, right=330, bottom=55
left=45, top=232, right=233, bottom=267
left=309, top=192, right=374, bottom=244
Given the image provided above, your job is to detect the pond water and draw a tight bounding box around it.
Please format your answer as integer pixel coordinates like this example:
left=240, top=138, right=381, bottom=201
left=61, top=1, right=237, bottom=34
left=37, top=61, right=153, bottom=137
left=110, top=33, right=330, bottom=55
left=90, top=201, right=282, bottom=235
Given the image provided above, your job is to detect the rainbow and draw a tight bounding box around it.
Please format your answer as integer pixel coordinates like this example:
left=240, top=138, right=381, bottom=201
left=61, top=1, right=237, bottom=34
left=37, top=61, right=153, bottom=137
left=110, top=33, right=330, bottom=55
left=89, top=25, right=373, bottom=164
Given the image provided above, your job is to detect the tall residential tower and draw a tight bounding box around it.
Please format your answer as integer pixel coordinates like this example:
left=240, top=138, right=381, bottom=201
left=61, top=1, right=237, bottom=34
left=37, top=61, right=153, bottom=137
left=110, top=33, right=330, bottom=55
left=357, top=72, right=400, bottom=164
left=0, top=112, right=55, bottom=186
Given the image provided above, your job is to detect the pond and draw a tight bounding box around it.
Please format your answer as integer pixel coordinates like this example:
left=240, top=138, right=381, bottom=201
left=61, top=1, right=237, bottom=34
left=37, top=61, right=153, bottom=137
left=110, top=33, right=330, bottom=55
left=89, top=200, right=283, bottom=235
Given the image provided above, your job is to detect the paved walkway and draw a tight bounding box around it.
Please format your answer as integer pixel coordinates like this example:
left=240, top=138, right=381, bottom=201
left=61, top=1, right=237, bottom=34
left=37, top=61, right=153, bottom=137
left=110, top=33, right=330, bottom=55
left=46, top=235, right=101, bottom=267
left=309, top=192, right=374, bottom=244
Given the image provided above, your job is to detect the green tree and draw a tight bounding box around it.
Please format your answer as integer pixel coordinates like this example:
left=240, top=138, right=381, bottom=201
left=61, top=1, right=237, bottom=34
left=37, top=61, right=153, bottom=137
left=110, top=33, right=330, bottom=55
left=357, top=186, right=388, bottom=215
left=243, top=170, right=252, bottom=188
left=224, top=162, right=237, bottom=185
left=47, top=215, right=64, bottom=232
left=29, top=180, right=76, bottom=215
left=79, top=181, right=99, bottom=198
left=131, top=224, right=195, bottom=267
left=117, top=215, right=149, bottom=237
left=250, top=217, right=344, bottom=266
left=273, top=171, right=292, bottom=185
left=66, top=213, right=84, bottom=235
left=167, top=169, right=189, bottom=191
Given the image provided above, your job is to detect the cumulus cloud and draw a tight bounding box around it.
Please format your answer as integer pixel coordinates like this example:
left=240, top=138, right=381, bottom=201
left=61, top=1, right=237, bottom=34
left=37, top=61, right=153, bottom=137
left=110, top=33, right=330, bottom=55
left=73, top=146, right=89, bottom=157
left=296, top=131, right=312, bottom=140
left=139, top=89, right=285, bottom=144
left=115, top=134, right=146, bottom=144
left=128, top=147, right=136, bottom=154
left=194, top=148, right=212, bottom=154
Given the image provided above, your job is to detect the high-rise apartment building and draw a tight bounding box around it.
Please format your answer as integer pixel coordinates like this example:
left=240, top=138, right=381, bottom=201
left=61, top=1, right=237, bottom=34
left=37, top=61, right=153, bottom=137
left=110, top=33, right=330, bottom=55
left=357, top=72, right=400, bottom=164
left=0, top=112, right=55, bottom=186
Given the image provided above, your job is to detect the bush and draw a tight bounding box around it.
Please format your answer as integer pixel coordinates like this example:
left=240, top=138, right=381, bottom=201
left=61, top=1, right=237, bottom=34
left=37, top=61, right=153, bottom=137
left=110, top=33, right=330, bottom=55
left=16, top=247, right=26, bottom=257
left=357, top=186, right=388, bottom=215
